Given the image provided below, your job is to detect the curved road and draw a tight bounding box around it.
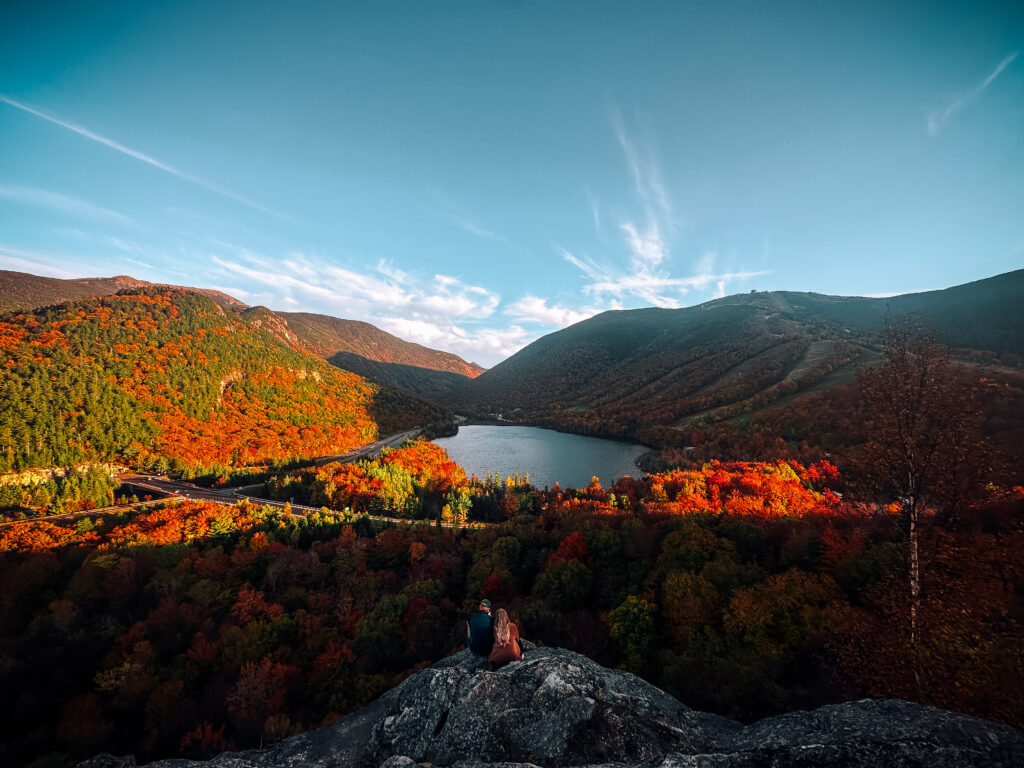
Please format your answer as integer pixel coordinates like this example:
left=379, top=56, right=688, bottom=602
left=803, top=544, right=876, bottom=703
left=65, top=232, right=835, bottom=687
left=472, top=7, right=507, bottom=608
left=2, top=430, right=487, bottom=530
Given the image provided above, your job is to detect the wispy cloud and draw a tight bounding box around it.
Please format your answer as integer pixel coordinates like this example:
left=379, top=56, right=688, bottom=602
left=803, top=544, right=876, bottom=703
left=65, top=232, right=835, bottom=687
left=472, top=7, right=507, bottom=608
left=419, top=185, right=542, bottom=266
left=421, top=186, right=501, bottom=240
left=0, top=183, right=133, bottom=225
left=0, top=94, right=290, bottom=220
left=611, top=107, right=674, bottom=228
left=562, top=110, right=765, bottom=307
left=927, top=52, right=1019, bottom=136
left=0, top=243, right=78, bottom=278
left=451, top=217, right=499, bottom=240
left=561, top=244, right=763, bottom=308
left=206, top=243, right=518, bottom=364
left=506, top=296, right=600, bottom=327
left=610, top=108, right=675, bottom=278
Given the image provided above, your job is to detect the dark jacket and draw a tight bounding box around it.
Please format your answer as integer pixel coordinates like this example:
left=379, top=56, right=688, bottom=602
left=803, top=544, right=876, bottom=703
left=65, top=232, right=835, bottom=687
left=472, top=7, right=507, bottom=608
left=467, top=609, right=494, bottom=656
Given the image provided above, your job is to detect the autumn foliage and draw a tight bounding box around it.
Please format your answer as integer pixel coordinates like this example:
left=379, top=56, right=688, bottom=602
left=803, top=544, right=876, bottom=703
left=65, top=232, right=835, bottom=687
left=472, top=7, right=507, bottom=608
left=0, top=289, right=442, bottom=476
left=2, top=456, right=1021, bottom=767
left=265, top=440, right=468, bottom=519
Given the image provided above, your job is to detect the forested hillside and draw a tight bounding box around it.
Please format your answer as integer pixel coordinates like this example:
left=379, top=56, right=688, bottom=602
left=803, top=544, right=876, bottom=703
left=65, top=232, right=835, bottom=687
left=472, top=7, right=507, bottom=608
left=2, top=444, right=1020, bottom=766
left=0, top=288, right=444, bottom=476
left=446, top=270, right=1024, bottom=458
left=282, top=312, right=483, bottom=377
left=0, top=269, right=246, bottom=313
left=281, top=312, right=483, bottom=400
left=0, top=270, right=485, bottom=403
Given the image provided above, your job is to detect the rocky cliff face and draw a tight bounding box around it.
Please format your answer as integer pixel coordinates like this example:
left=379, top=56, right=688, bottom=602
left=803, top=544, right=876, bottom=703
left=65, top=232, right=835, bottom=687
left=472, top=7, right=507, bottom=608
left=80, top=646, right=1024, bottom=768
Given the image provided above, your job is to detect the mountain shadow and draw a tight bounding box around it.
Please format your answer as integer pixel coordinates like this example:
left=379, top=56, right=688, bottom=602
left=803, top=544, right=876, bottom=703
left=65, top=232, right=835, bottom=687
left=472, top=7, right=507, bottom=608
left=330, top=350, right=477, bottom=402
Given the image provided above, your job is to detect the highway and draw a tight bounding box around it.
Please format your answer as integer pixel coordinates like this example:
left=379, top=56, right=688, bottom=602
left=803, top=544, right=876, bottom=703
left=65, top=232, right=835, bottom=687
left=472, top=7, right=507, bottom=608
left=311, top=429, right=421, bottom=466
left=1, top=429, right=488, bottom=530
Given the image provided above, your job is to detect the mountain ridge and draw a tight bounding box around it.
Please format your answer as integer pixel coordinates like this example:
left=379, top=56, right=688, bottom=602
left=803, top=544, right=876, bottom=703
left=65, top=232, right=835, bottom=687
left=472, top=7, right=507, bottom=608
left=443, top=269, right=1024, bottom=454
left=0, top=270, right=246, bottom=312
left=280, top=312, right=484, bottom=378
left=0, top=269, right=483, bottom=400
left=0, top=286, right=443, bottom=476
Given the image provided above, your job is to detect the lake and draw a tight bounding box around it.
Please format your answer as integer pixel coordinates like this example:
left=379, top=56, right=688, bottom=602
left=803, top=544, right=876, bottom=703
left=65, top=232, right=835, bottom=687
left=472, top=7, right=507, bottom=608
left=432, top=425, right=647, bottom=489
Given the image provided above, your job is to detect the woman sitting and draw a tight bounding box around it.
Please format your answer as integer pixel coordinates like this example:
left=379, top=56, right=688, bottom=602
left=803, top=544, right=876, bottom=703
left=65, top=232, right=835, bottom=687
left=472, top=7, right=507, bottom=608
left=488, top=608, right=523, bottom=666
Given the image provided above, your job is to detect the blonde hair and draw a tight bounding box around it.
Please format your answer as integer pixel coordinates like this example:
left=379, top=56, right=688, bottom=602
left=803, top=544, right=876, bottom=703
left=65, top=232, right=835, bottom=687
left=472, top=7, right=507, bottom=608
left=493, top=608, right=511, bottom=645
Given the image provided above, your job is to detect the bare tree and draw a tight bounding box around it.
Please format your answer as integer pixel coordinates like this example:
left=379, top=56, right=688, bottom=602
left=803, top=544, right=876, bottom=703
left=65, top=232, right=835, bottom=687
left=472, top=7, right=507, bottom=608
left=858, top=317, right=990, bottom=664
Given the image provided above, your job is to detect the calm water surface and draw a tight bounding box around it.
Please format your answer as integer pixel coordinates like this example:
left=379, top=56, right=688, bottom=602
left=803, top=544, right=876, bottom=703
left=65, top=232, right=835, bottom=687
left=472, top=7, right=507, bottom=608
left=432, top=425, right=646, bottom=489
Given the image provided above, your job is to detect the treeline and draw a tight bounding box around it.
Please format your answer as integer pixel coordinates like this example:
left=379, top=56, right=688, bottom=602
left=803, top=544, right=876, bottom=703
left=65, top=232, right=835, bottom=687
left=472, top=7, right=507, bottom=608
left=0, top=465, right=121, bottom=519
left=0, top=289, right=444, bottom=477
left=451, top=303, right=864, bottom=449
left=2, top=449, right=1021, bottom=767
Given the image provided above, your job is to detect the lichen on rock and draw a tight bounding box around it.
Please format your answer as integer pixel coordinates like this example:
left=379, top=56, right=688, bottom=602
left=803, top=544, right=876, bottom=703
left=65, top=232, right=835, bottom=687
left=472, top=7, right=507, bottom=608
left=78, top=645, right=1024, bottom=768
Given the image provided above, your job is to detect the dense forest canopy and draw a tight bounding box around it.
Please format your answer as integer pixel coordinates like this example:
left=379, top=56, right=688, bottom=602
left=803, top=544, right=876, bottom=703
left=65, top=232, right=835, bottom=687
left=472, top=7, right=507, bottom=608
left=1, top=276, right=1022, bottom=768
left=0, top=288, right=443, bottom=477
left=0, top=269, right=484, bottom=404
left=1, top=444, right=1020, bottom=768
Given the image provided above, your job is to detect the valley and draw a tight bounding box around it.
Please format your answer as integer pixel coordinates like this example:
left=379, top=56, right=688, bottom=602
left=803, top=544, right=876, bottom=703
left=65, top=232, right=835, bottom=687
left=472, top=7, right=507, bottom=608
left=0, top=269, right=1022, bottom=768
left=442, top=270, right=1024, bottom=474
left=4, top=5, right=1023, bottom=765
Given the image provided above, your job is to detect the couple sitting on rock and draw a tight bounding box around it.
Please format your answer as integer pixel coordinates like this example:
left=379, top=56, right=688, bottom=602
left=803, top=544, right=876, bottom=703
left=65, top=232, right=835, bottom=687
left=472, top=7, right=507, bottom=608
left=467, top=598, right=523, bottom=665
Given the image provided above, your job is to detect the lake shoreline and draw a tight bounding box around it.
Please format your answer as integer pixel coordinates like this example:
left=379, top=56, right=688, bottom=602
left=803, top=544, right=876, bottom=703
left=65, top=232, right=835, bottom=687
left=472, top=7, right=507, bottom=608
left=432, top=424, right=648, bottom=490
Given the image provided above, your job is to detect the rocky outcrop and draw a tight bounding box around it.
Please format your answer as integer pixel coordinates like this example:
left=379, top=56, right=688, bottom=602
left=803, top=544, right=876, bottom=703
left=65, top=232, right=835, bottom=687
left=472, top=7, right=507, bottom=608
left=79, top=646, right=1024, bottom=768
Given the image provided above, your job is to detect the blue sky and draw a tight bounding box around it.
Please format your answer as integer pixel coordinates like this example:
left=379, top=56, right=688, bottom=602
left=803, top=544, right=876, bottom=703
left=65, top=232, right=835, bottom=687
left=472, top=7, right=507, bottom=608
left=1, top=1, right=1022, bottom=367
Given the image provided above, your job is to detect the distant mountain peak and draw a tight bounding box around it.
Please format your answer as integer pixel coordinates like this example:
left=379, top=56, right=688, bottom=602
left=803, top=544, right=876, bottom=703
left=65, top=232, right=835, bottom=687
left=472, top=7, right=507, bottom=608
left=443, top=269, right=1024, bottom=455
left=0, top=269, right=484, bottom=404
left=0, top=269, right=248, bottom=312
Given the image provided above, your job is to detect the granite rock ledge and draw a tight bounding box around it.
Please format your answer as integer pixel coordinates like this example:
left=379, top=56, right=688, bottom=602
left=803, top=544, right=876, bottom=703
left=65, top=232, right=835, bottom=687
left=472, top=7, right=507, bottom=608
left=78, top=645, right=1024, bottom=768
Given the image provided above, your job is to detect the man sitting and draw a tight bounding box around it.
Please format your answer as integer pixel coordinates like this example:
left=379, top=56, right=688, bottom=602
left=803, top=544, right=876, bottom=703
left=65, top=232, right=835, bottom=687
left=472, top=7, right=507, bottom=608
left=467, top=598, right=494, bottom=656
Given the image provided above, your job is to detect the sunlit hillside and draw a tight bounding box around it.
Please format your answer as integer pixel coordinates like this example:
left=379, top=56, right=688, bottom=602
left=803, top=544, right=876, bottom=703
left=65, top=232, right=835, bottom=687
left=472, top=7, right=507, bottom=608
left=0, top=288, right=444, bottom=476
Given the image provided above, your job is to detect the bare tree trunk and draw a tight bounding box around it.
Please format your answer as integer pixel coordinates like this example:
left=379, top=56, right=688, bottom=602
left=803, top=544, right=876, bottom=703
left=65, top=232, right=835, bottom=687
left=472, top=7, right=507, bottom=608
left=909, top=501, right=922, bottom=691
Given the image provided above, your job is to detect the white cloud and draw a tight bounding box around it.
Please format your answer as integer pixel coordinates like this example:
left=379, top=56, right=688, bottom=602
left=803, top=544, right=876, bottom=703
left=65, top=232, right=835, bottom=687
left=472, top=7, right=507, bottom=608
left=563, top=112, right=766, bottom=308
left=0, top=243, right=78, bottom=278
left=562, top=244, right=763, bottom=309
left=0, top=94, right=289, bottom=220
left=506, top=296, right=599, bottom=327
left=379, top=317, right=448, bottom=345
left=620, top=220, right=666, bottom=268
left=0, top=183, right=133, bottom=225
left=927, top=52, right=1019, bottom=136
left=203, top=243, right=515, bottom=364
left=378, top=316, right=531, bottom=364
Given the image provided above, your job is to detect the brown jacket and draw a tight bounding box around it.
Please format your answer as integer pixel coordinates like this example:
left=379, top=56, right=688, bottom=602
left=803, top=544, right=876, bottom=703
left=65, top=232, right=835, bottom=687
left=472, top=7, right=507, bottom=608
left=488, top=622, right=523, bottom=665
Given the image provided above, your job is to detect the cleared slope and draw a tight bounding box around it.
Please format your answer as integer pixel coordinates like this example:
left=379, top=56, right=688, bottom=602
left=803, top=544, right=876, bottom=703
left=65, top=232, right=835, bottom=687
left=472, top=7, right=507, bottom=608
left=446, top=270, right=1024, bottom=444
